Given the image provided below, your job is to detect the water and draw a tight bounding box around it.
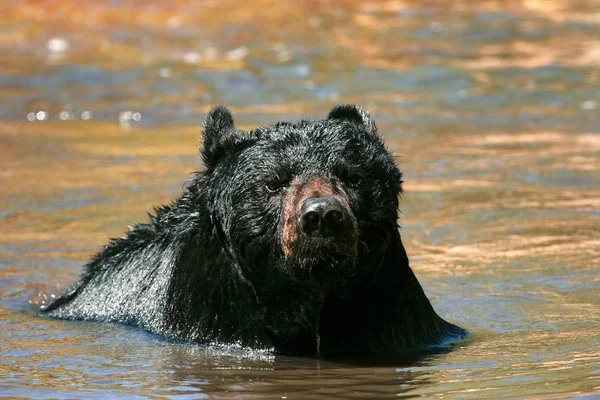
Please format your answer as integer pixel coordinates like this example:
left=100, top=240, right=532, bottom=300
left=1, top=1, right=599, bottom=398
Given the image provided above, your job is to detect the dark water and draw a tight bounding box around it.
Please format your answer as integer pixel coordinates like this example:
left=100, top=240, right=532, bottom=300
left=1, top=1, right=599, bottom=398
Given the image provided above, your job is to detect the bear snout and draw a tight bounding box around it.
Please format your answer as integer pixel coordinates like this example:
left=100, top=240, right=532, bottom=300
left=281, top=176, right=357, bottom=266
left=299, top=196, right=346, bottom=238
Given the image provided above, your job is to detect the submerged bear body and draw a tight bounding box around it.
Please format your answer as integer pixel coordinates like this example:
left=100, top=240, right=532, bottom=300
left=43, top=105, right=467, bottom=355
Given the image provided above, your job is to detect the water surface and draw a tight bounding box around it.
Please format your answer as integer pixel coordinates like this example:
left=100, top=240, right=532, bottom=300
left=1, top=1, right=599, bottom=398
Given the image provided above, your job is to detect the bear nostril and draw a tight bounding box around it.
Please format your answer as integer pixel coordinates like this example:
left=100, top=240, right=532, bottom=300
left=322, top=209, right=344, bottom=236
left=300, top=197, right=345, bottom=237
left=301, top=210, right=321, bottom=236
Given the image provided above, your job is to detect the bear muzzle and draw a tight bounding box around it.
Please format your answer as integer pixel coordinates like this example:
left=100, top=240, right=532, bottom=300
left=280, top=178, right=359, bottom=286
left=281, top=176, right=357, bottom=261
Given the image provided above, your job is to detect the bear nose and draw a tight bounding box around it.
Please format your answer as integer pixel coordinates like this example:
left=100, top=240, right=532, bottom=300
left=300, top=197, right=345, bottom=237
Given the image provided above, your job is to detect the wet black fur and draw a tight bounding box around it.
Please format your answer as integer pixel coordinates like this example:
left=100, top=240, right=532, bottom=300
left=42, top=105, right=467, bottom=355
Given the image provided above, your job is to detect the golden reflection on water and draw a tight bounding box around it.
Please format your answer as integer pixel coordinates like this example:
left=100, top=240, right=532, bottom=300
left=1, top=0, right=599, bottom=398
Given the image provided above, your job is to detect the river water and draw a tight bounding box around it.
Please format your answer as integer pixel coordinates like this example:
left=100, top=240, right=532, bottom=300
left=1, top=1, right=599, bottom=398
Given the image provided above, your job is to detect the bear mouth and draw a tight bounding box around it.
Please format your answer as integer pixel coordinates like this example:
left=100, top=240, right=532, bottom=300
left=283, top=233, right=359, bottom=285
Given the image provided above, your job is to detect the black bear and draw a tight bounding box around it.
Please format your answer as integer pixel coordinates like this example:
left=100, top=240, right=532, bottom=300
left=43, top=105, right=467, bottom=355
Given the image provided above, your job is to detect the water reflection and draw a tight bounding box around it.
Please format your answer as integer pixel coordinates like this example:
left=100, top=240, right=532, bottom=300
left=2, top=307, right=443, bottom=398
left=1, top=0, right=599, bottom=398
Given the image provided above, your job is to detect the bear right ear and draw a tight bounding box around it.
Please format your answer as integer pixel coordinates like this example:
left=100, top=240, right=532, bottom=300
left=201, top=106, right=238, bottom=168
left=327, top=104, right=377, bottom=135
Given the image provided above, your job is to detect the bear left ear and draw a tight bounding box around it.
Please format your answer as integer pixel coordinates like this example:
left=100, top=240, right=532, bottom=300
left=201, top=106, right=239, bottom=168
left=327, top=104, right=377, bottom=134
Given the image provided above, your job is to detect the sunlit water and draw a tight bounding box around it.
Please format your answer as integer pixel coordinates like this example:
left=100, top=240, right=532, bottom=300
left=1, top=1, right=599, bottom=398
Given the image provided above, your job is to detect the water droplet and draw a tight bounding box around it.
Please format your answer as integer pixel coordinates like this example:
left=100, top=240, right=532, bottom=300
left=81, top=111, right=93, bottom=120
left=59, top=111, right=75, bottom=120
left=119, top=111, right=133, bottom=122
left=47, top=37, right=69, bottom=53
left=296, top=65, right=310, bottom=76
left=158, top=67, right=171, bottom=78
left=226, top=47, right=249, bottom=61
left=36, top=111, right=48, bottom=121
left=183, top=52, right=201, bottom=64
left=276, top=50, right=292, bottom=63
left=27, top=112, right=36, bottom=121
left=581, top=100, right=596, bottom=111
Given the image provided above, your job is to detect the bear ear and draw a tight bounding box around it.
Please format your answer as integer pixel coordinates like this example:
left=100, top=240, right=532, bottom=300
left=201, top=106, right=238, bottom=168
left=327, top=104, right=377, bottom=134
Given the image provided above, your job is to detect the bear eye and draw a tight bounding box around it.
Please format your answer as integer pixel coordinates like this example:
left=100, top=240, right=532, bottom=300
left=336, top=166, right=362, bottom=186
left=265, top=174, right=291, bottom=193
left=266, top=181, right=284, bottom=193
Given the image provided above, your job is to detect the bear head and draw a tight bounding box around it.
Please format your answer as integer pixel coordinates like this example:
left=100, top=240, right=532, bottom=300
left=198, top=105, right=403, bottom=295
